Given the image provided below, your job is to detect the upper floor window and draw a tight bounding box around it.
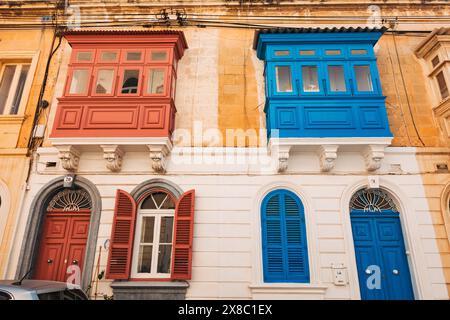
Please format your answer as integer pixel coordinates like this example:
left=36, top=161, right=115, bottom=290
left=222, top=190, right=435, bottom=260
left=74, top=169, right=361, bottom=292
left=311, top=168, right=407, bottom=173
left=415, top=29, right=450, bottom=105
left=65, top=48, right=175, bottom=98
left=261, top=189, right=309, bottom=283
left=0, top=63, right=31, bottom=115
left=436, top=71, right=449, bottom=100
left=265, top=44, right=380, bottom=98
left=275, top=65, right=293, bottom=93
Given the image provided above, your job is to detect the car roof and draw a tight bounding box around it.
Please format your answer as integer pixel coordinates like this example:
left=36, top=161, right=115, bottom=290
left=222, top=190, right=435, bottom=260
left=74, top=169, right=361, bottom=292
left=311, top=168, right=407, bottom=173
left=0, top=280, right=79, bottom=294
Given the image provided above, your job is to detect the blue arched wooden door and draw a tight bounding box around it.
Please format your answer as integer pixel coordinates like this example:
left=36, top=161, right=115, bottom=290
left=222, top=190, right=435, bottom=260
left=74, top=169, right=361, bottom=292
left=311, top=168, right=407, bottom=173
left=350, top=189, right=414, bottom=300
left=261, top=189, right=309, bottom=283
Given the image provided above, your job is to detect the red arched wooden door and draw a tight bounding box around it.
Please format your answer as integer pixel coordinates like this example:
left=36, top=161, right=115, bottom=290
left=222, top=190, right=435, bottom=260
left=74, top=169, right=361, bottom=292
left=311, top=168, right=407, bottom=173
left=34, top=189, right=91, bottom=282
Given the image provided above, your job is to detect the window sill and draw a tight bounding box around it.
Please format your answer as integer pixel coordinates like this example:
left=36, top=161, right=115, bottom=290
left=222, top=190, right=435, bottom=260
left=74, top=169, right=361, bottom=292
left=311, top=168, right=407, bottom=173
left=0, top=115, right=25, bottom=124
left=433, top=96, right=450, bottom=117
left=249, top=283, right=328, bottom=299
left=110, top=280, right=189, bottom=300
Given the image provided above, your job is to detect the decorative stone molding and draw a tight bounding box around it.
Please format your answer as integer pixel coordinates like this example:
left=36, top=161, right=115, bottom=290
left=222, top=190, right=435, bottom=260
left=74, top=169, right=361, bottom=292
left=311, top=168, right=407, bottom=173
left=271, top=145, right=291, bottom=173
left=317, top=145, right=339, bottom=172
left=363, top=145, right=386, bottom=171
left=57, top=145, right=80, bottom=172
left=147, top=143, right=172, bottom=174
left=101, top=145, right=124, bottom=172
left=268, top=138, right=391, bottom=173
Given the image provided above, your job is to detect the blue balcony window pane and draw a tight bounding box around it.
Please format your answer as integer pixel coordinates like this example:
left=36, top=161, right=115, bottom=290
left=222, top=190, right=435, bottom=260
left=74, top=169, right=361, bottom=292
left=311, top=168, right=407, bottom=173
left=274, top=50, right=290, bottom=57
left=275, top=66, right=293, bottom=93
left=354, top=65, right=374, bottom=92
left=299, top=50, right=315, bottom=56
left=301, top=66, right=320, bottom=93
left=325, top=49, right=341, bottom=56
left=328, top=65, right=346, bottom=92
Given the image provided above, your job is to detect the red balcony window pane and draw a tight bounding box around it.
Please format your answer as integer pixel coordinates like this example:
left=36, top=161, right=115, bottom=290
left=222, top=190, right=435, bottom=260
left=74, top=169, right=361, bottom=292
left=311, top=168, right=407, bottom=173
left=151, top=51, right=168, bottom=62
left=99, top=51, right=119, bottom=63
left=94, top=69, right=116, bottom=95
left=120, top=69, right=141, bottom=95
left=122, top=50, right=144, bottom=64
left=69, top=69, right=90, bottom=95
left=73, top=50, right=95, bottom=64
left=127, top=52, right=142, bottom=61
left=146, top=68, right=166, bottom=95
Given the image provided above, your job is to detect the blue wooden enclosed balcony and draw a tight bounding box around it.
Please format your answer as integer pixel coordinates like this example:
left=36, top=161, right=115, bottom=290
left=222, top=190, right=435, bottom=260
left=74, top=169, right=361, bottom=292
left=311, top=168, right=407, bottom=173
left=254, top=27, right=393, bottom=173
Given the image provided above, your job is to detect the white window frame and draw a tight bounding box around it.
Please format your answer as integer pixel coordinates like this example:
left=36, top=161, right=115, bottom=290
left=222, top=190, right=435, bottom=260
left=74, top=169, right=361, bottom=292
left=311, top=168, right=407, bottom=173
left=0, top=51, right=39, bottom=117
left=0, top=63, right=31, bottom=115
left=131, top=196, right=175, bottom=279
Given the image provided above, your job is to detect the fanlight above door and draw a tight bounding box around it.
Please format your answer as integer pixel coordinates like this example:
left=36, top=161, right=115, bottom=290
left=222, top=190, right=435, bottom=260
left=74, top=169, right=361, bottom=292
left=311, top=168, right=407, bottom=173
left=350, top=188, right=398, bottom=213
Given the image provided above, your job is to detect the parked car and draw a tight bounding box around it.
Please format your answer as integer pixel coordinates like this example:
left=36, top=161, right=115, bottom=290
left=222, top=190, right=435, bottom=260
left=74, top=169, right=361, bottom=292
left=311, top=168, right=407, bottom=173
left=0, top=280, right=89, bottom=300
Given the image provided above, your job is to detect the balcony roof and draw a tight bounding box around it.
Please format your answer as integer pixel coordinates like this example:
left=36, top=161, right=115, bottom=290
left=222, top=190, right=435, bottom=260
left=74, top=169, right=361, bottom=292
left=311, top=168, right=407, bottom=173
left=62, top=29, right=188, bottom=57
left=253, top=26, right=387, bottom=59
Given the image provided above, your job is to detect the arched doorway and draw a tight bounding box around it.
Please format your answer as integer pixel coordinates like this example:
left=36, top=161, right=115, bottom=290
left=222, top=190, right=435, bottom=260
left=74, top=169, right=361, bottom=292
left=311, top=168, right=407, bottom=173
left=350, top=188, right=414, bottom=300
left=33, top=188, right=92, bottom=282
left=17, top=176, right=101, bottom=290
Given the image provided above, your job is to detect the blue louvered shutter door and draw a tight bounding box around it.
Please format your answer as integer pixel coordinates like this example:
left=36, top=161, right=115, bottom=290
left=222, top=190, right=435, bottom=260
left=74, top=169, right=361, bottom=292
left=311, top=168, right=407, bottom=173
left=261, top=192, right=284, bottom=282
left=283, top=192, right=310, bottom=282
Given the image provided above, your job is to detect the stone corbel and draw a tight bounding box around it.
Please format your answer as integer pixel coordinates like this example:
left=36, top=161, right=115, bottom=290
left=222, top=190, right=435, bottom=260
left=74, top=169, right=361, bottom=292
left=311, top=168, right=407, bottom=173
left=271, top=145, right=292, bottom=173
left=317, top=145, right=339, bottom=172
left=363, top=145, right=386, bottom=171
left=148, top=144, right=171, bottom=174
left=101, top=145, right=124, bottom=172
left=58, top=145, right=80, bottom=172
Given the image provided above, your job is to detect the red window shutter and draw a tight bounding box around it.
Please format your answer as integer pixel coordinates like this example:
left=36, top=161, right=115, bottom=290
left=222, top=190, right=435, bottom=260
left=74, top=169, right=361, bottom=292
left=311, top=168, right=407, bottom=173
left=106, top=189, right=137, bottom=280
left=171, top=189, right=195, bottom=280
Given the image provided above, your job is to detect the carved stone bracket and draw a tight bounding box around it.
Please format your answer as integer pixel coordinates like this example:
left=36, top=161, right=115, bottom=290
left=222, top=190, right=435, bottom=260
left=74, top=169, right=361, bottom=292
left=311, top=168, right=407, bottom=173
left=271, top=145, right=292, bottom=173
left=363, top=145, right=386, bottom=171
left=147, top=143, right=172, bottom=174
left=317, top=145, right=339, bottom=172
left=101, top=145, right=124, bottom=172
left=57, top=145, right=80, bottom=172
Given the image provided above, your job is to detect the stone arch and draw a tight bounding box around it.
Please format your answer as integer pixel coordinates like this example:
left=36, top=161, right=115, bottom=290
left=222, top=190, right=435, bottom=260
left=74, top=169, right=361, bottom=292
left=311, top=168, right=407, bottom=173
left=16, top=176, right=102, bottom=291
left=251, top=181, right=322, bottom=289
left=340, top=178, right=429, bottom=299
left=131, top=178, right=183, bottom=203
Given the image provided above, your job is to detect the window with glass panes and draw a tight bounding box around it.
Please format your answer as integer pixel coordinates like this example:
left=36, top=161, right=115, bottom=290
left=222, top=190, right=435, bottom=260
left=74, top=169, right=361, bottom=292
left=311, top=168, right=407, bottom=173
left=131, top=190, right=176, bottom=278
left=65, top=48, right=173, bottom=98
left=0, top=62, right=31, bottom=115
left=267, top=44, right=380, bottom=97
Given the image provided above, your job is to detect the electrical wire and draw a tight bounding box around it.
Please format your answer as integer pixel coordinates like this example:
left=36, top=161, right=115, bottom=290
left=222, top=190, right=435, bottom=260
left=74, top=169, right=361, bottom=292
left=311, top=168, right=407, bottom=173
left=391, top=30, right=425, bottom=147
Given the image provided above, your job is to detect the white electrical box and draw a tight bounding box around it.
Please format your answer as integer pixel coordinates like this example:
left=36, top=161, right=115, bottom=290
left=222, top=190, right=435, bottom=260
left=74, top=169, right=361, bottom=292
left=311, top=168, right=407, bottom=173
left=331, top=263, right=347, bottom=286
left=33, top=124, right=46, bottom=138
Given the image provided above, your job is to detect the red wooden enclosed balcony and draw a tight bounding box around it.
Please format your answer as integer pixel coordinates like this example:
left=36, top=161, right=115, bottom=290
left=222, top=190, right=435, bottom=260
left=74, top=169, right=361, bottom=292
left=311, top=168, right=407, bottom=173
left=49, top=30, right=188, bottom=173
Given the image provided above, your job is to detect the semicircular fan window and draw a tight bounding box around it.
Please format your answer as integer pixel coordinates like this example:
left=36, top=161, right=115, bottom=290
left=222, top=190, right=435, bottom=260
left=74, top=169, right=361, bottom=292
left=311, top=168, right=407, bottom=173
left=350, top=188, right=398, bottom=213
left=47, top=189, right=92, bottom=212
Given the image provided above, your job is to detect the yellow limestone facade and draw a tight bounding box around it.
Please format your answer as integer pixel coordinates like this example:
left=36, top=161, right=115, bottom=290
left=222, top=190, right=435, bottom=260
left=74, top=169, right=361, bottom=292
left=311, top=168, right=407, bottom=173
left=0, top=25, right=56, bottom=276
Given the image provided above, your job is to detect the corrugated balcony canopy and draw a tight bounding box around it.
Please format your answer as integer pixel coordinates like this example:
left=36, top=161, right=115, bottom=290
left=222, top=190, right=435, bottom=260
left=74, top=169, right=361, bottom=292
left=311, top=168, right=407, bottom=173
left=253, top=26, right=387, bottom=58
